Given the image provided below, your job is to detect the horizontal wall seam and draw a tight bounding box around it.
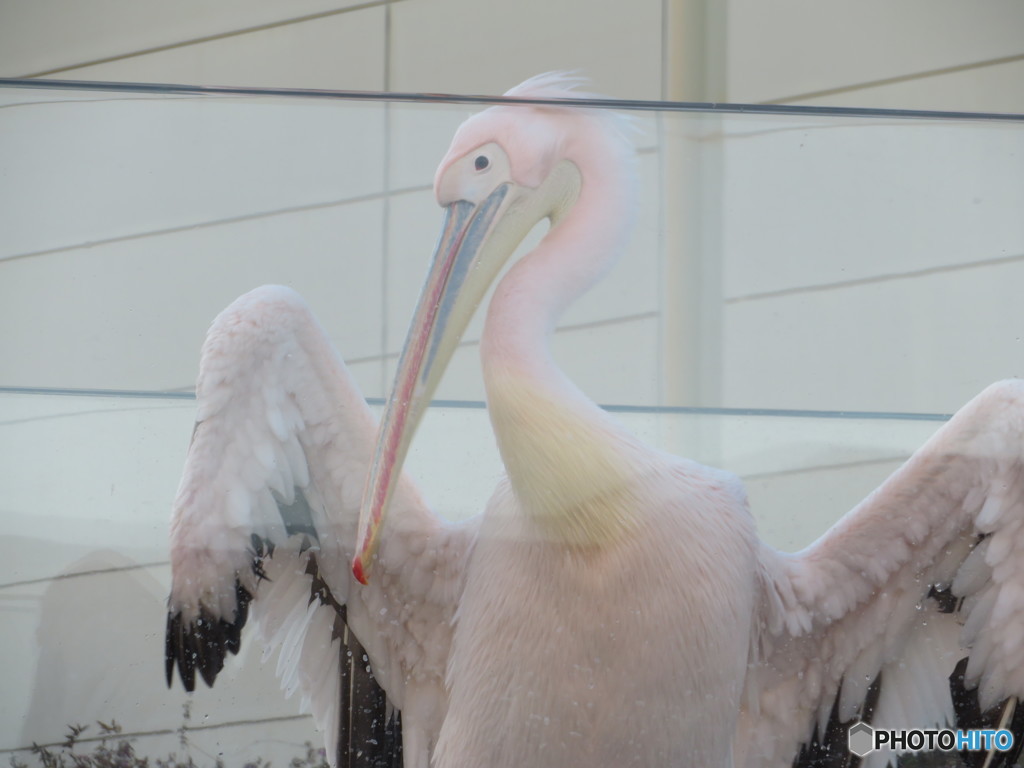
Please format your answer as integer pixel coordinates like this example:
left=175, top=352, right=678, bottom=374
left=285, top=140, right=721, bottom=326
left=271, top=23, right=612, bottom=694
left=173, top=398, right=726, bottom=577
left=743, top=454, right=909, bottom=483
left=0, top=184, right=433, bottom=264
left=0, top=561, right=167, bottom=591
left=726, top=250, right=1024, bottom=304
left=764, top=52, right=1024, bottom=106
left=17, top=0, right=400, bottom=79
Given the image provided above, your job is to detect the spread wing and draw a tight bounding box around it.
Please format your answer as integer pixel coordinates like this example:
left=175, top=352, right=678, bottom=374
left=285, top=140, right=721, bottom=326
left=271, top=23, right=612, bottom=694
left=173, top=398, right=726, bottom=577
left=742, top=380, right=1024, bottom=768
left=165, top=285, right=470, bottom=768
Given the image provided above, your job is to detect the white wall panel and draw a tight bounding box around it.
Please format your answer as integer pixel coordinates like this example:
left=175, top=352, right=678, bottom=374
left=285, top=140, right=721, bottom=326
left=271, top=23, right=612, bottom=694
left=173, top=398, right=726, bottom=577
left=0, top=397, right=194, bottom=586
left=51, top=8, right=386, bottom=91
left=0, top=96, right=386, bottom=260
left=0, top=1, right=375, bottom=78
left=390, top=0, right=664, bottom=99
left=0, top=201, right=385, bottom=392
left=722, top=259, right=1024, bottom=413
left=719, top=118, right=1024, bottom=300
left=725, top=0, right=1024, bottom=103
left=553, top=316, right=661, bottom=405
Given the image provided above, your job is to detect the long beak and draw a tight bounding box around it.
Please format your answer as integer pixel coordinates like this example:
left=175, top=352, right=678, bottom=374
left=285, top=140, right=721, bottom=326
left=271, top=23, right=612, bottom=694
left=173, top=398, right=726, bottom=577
left=353, top=183, right=512, bottom=584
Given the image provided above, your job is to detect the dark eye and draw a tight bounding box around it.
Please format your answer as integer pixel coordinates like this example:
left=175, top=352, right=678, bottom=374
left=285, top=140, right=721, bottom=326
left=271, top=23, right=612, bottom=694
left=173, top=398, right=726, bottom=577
left=474, top=155, right=489, bottom=171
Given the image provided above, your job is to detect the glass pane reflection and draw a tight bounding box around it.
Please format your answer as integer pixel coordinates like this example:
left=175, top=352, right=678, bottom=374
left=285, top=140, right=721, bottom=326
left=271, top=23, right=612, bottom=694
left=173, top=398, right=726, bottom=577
left=1, top=79, right=1022, bottom=765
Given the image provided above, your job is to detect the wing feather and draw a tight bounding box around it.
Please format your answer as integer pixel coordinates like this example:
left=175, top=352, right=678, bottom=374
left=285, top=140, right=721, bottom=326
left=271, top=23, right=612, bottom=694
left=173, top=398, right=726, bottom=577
left=165, top=285, right=468, bottom=767
left=745, top=380, right=1024, bottom=768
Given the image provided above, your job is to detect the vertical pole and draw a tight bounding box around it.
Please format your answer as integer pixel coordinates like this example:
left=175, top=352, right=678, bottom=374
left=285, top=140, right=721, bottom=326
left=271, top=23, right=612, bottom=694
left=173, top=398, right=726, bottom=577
left=660, top=0, right=726, bottom=458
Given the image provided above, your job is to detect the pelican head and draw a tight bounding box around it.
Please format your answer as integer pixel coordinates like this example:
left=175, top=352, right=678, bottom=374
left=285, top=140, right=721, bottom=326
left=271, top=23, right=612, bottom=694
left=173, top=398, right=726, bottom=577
left=353, top=74, right=636, bottom=583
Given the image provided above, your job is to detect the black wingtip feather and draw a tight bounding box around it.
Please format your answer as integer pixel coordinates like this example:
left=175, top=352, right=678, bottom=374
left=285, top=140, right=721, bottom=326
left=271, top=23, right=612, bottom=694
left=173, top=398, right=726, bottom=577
left=163, top=580, right=254, bottom=692
left=164, top=612, right=180, bottom=689
left=951, top=657, right=1024, bottom=768
left=165, top=552, right=403, bottom=766
left=926, top=584, right=963, bottom=614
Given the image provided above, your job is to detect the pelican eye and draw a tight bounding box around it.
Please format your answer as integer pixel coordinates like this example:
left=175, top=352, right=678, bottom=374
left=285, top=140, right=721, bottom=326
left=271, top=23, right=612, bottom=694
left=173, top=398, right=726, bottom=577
left=474, top=155, right=490, bottom=171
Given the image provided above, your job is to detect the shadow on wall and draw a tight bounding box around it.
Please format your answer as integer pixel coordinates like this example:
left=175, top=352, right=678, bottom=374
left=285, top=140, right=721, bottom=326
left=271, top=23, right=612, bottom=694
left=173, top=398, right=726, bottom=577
left=20, top=550, right=171, bottom=747
left=15, top=548, right=323, bottom=765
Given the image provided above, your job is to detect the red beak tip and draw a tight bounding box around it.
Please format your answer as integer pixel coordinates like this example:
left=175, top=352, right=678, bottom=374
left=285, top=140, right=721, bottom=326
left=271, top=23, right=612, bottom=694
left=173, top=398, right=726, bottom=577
left=352, top=557, right=369, bottom=585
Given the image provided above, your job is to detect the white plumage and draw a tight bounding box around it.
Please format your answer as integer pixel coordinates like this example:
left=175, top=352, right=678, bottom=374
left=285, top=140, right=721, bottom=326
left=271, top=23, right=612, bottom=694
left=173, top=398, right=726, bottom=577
left=167, top=74, right=1024, bottom=768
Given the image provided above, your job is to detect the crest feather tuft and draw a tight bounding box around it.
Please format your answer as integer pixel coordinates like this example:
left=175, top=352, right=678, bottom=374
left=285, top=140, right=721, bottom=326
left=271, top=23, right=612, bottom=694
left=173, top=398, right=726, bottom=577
left=503, top=72, right=598, bottom=102
left=501, top=72, right=640, bottom=146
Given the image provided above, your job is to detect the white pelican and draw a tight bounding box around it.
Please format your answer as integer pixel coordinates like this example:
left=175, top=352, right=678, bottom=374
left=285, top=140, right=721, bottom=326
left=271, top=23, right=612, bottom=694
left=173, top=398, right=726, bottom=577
left=166, top=74, right=1024, bottom=768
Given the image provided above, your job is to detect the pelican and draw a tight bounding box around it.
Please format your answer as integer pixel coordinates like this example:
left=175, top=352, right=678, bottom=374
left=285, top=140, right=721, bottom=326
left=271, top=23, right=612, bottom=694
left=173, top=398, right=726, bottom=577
left=166, top=74, right=1024, bottom=768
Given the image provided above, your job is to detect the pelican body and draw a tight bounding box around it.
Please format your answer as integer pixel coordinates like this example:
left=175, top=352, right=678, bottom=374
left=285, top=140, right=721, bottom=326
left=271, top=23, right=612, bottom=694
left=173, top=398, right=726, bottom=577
left=166, top=75, right=1024, bottom=768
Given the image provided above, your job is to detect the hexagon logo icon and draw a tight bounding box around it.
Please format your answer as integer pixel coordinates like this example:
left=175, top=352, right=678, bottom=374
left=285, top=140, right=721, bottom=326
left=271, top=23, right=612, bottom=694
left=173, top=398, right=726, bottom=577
left=848, top=722, right=875, bottom=757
